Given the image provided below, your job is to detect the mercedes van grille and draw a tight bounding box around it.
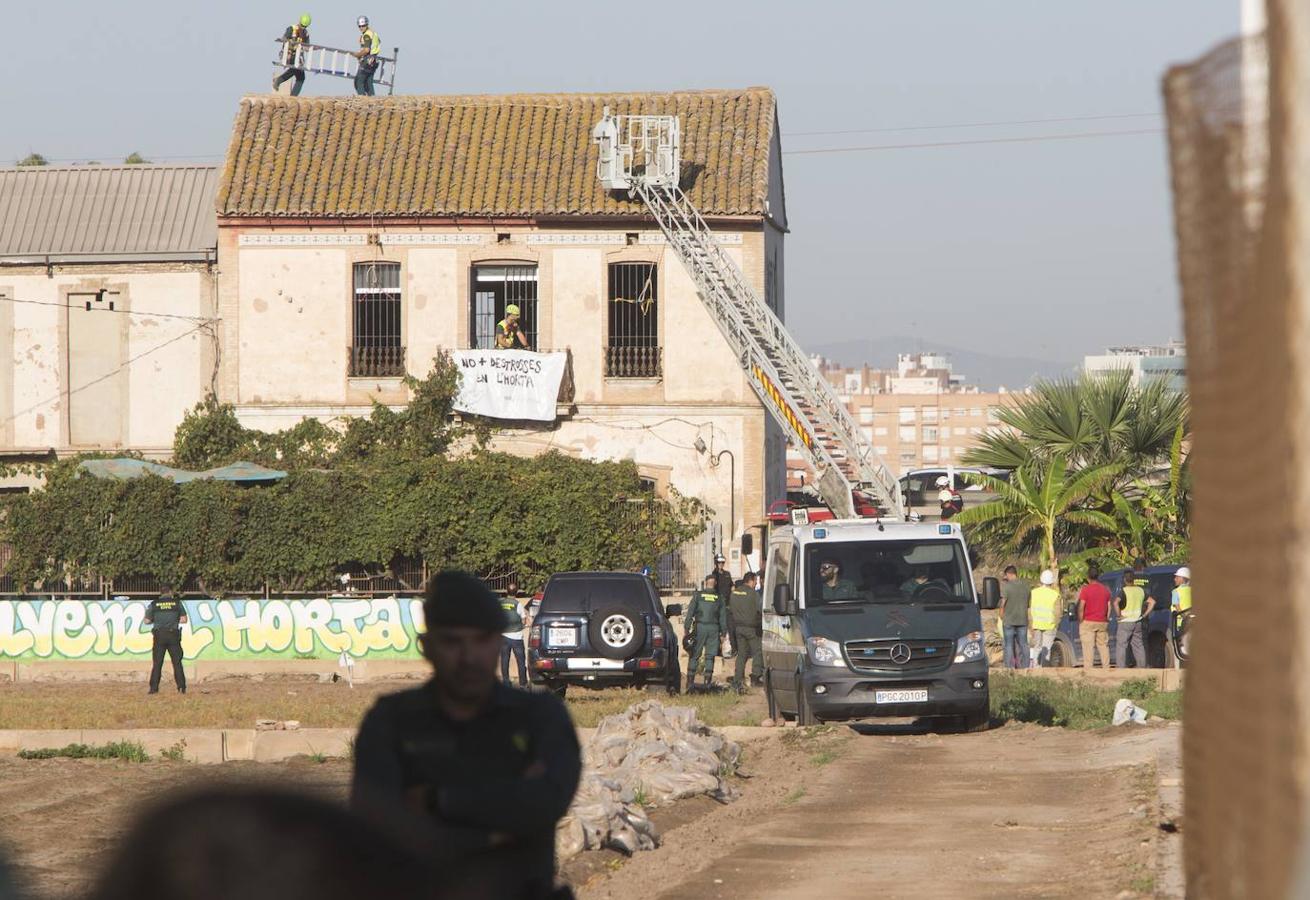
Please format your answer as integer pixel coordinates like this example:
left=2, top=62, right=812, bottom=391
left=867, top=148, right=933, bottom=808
left=844, top=639, right=955, bottom=673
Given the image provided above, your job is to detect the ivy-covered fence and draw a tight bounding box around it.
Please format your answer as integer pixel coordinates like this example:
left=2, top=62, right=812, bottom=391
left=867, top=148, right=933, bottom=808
left=0, top=353, right=708, bottom=596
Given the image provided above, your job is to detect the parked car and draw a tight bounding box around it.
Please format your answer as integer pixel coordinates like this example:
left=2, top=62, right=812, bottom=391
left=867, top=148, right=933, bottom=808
left=528, top=572, right=683, bottom=697
left=900, top=467, right=1010, bottom=509
left=1049, top=564, right=1182, bottom=669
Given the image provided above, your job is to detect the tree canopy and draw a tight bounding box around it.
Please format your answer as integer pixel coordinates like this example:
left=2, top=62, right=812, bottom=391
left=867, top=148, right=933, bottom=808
left=958, top=373, right=1190, bottom=573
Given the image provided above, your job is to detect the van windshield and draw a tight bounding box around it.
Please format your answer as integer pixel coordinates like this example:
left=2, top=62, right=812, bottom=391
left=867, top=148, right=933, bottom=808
left=804, top=540, right=972, bottom=606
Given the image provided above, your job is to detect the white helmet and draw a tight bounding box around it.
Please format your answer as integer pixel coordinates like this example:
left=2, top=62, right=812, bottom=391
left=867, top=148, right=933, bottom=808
left=935, top=475, right=950, bottom=487
left=1040, top=569, right=1056, bottom=586
left=357, top=15, right=369, bottom=26
left=1176, top=566, right=1191, bottom=580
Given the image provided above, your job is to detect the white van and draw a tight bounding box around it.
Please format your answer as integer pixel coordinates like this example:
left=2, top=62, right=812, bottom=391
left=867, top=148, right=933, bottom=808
left=761, top=518, right=1000, bottom=729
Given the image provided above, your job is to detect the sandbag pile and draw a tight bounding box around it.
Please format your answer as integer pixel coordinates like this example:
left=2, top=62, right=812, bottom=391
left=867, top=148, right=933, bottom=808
left=556, top=701, right=741, bottom=860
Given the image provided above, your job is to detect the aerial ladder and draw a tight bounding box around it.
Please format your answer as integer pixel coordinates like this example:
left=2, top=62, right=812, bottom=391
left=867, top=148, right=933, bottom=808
left=273, top=39, right=400, bottom=95
left=593, top=109, right=904, bottom=521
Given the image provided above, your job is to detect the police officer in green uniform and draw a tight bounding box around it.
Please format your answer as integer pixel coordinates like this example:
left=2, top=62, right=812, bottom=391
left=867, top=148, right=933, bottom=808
left=499, top=579, right=528, bottom=686
left=728, top=572, right=764, bottom=692
left=685, top=574, right=728, bottom=691
left=351, top=571, right=581, bottom=899
left=144, top=588, right=188, bottom=694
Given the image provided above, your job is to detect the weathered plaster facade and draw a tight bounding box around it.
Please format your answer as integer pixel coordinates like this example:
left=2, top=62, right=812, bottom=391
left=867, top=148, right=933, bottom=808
left=0, top=264, right=216, bottom=453
left=216, top=222, right=785, bottom=551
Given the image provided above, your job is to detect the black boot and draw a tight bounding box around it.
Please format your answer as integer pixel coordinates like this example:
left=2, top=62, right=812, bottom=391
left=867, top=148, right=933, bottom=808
left=686, top=671, right=697, bottom=693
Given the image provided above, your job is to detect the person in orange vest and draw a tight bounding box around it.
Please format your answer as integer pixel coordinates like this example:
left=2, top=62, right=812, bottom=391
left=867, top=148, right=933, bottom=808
left=1028, top=569, right=1061, bottom=668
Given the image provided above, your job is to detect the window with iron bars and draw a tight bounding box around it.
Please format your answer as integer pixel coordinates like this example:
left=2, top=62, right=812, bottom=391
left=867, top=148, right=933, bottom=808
left=606, top=262, right=660, bottom=377
left=351, top=262, right=405, bottom=377
left=470, top=265, right=538, bottom=350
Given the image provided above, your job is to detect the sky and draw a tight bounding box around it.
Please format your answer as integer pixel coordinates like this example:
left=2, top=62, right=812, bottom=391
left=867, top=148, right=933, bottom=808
left=1, top=1, right=1236, bottom=367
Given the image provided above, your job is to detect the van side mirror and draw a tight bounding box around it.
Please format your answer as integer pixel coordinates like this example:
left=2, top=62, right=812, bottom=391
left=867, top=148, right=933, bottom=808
left=664, top=603, right=683, bottom=618
left=772, top=583, right=796, bottom=616
left=980, top=577, right=1001, bottom=610
left=741, top=533, right=754, bottom=557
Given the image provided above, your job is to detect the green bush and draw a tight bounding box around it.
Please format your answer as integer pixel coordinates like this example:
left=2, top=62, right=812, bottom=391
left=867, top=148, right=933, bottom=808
left=989, top=672, right=1182, bottom=730
left=1, top=354, right=706, bottom=592
left=19, top=741, right=149, bottom=762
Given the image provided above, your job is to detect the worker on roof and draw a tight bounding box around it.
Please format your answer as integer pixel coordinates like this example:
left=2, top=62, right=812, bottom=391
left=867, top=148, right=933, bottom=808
left=274, top=14, right=312, bottom=97
left=354, top=15, right=381, bottom=96
left=495, top=304, right=531, bottom=350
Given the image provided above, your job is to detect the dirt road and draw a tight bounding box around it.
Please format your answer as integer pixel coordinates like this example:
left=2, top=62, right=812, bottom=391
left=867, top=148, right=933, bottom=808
left=582, top=721, right=1180, bottom=900
left=0, top=757, right=351, bottom=899
left=0, top=720, right=1180, bottom=899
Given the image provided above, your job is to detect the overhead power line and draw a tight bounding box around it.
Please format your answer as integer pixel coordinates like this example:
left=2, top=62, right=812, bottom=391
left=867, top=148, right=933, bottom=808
left=782, top=128, right=1164, bottom=156
left=0, top=293, right=216, bottom=323
left=4, top=322, right=211, bottom=427
left=787, top=111, right=1161, bottom=138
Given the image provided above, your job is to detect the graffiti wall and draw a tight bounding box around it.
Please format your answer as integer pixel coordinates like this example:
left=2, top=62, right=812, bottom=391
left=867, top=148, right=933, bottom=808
left=0, top=597, right=427, bottom=661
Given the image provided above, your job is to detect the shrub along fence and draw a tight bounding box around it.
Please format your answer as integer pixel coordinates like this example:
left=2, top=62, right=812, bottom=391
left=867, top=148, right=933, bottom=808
left=0, top=453, right=705, bottom=597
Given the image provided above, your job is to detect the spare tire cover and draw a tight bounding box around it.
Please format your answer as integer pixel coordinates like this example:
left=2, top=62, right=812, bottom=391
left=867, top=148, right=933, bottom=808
left=588, top=604, right=646, bottom=660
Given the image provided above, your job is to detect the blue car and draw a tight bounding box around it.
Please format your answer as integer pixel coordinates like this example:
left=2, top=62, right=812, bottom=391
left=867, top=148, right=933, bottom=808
left=1048, top=565, right=1182, bottom=669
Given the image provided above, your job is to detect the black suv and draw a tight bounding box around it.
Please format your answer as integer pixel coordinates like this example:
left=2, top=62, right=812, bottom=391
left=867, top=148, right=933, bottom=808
left=528, top=572, right=683, bottom=696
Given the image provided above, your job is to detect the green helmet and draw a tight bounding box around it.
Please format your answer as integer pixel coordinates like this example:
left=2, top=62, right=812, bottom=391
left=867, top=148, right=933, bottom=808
left=300, top=13, right=312, bottom=26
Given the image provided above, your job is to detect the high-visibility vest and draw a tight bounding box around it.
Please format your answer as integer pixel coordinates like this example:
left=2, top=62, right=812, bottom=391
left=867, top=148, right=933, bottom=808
left=360, top=28, right=380, bottom=59
left=1030, top=586, right=1060, bottom=630
left=1173, top=585, right=1192, bottom=612
left=500, top=598, right=523, bottom=631
left=1121, top=583, right=1146, bottom=621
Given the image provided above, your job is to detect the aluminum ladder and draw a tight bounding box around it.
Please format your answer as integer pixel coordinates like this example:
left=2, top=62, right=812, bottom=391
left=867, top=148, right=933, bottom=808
left=274, top=41, right=399, bottom=95
left=593, top=110, right=904, bottom=520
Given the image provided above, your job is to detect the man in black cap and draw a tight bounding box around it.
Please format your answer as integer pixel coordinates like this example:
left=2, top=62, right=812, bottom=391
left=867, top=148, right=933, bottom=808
left=351, top=571, right=581, bottom=900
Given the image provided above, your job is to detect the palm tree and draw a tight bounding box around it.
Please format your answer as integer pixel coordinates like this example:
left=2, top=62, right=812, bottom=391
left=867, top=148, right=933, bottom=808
left=1105, top=423, right=1191, bottom=565
left=956, top=457, right=1120, bottom=578
left=963, top=371, right=1188, bottom=487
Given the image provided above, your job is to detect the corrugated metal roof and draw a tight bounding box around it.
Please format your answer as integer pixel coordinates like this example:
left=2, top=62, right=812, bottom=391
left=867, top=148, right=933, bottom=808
left=0, top=165, right=218, bottom=260
left=216, top=88, right=778, bottom=219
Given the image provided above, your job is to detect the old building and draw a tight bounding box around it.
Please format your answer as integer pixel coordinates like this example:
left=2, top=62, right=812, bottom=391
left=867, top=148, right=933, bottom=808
left=213, top=89, right=789, bottom=563
left=0, top=165, right=218, bottom=454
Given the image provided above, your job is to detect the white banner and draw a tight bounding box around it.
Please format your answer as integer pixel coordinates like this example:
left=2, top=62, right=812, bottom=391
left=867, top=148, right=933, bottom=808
left=452, top=350, right=567, bottom=422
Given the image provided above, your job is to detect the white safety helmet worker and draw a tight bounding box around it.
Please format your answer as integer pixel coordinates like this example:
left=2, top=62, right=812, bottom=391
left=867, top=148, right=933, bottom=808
left=935, top=475, right=950, bottom=487
left=357, top=15, right=369, bottom=27
left=1175, top=566, right=1191, bottom=581
left=1039, top=569, right=1056, bottom=586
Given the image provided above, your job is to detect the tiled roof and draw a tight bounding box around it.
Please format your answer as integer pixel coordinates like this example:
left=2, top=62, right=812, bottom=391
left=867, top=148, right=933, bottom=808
left=216, top=88, right=778, bottom=219
left=0, top=165, right=218, bottom=260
